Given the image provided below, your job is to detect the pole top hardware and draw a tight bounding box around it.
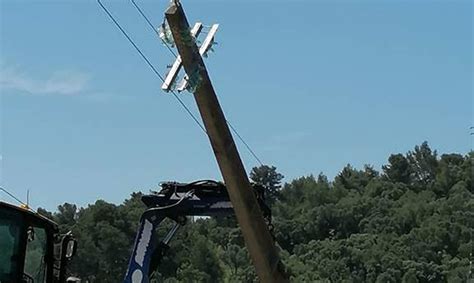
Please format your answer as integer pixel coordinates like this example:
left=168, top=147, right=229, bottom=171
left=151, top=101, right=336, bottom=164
left=161, top=21, right=219, bottom=93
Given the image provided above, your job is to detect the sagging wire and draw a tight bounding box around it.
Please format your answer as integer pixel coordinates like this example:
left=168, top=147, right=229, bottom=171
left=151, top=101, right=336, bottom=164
left=227, top=120, right=264, bottom=167
left=97, top=0, right=207, bottom=134
left=99, top=0, right=265, bottom=166
left=130, top=0, right=177, bottom=57
left=135, top=2, right=264, bottom=167
left=0, top=186, right=37, bottom=213
left=0, top=186, right=26, bottom=206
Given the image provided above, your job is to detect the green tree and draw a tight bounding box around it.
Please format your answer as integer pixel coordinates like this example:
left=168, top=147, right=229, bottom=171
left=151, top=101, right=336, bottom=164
left=56, top=203, right=77, bottom=233
left=35, top=144, right=472, bottom=283
left=249, top=165, right=284, bottom=205
left=383, top=153, right=411, bottom=184
left=407, top=141, right=438, bottom=187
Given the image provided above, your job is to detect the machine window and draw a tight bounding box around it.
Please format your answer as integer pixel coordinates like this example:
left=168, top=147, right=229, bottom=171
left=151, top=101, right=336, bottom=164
left=0, top=209, right=22, bottom=283
left=24, top=226, right=48, bottom=283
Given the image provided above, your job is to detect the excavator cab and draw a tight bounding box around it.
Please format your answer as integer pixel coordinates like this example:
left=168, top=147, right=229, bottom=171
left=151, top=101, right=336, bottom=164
left=0, top=201, right=77, bottom=283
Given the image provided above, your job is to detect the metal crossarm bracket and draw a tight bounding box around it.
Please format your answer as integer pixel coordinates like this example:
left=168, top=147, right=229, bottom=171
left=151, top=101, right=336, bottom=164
left=177, top=24, right=219, bottom=92
left=161, top=22, right=203, bottom=91
left=161, top=23, right=219, bottom=92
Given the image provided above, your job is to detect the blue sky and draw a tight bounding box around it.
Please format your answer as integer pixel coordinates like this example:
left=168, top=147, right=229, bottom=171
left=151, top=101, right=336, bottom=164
left=1, top=0, right=472, bottom=211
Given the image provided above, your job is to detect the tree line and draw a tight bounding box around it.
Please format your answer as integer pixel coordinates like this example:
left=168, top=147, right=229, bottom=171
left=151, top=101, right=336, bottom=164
left=38, top=142, right=473, bottom=282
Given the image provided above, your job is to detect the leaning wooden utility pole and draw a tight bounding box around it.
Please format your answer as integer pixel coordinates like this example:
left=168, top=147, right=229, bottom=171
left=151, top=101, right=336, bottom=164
left=165, top=2, right=288, bottom=283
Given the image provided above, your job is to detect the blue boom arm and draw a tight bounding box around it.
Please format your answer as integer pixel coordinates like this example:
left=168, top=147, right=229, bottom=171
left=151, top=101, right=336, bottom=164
left=124, top=180, right=271, bottom=283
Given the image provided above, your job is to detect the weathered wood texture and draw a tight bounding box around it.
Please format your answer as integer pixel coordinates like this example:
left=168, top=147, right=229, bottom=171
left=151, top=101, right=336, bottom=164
left=165, top=3, right=288, bottom=283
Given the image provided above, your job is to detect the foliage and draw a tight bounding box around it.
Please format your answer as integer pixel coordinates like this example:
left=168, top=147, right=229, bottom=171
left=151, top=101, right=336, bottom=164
left=250, top=165, right=284, bottom=206
left=40, top=143, right=473, bottom=282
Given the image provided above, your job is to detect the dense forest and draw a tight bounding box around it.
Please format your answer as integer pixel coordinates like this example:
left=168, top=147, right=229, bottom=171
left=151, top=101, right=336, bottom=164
left=38, top=142, right=473, bottom=282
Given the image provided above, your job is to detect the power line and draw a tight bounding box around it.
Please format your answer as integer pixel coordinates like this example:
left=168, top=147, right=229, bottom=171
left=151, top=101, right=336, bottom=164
left=132, top=1, right=266, bottom=167
left=0, top=186, right=27, bottom=207
left=130, top=0, right=178, bottom=58
left=227, top=120, right=264, bottom=167
left=98, top=0, right=265, bottom=166
left=97, top=0, right=206, bottom=133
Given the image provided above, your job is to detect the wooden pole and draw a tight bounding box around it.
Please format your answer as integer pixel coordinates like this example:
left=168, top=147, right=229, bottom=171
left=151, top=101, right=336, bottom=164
left=165, top=3, right=287, bottom=283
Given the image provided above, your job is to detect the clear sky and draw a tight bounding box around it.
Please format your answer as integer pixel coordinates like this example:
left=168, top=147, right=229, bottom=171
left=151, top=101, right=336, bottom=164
left=0, top=0, right=472, bottom=211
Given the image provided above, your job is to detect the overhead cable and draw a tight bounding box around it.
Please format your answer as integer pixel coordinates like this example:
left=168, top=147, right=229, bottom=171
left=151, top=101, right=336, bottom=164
left=97, top=0, right=206, bottom=133
left=130, top=0, right=178, bottom=58
left=98, top=0, right=265, bottom=166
